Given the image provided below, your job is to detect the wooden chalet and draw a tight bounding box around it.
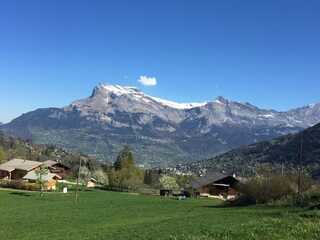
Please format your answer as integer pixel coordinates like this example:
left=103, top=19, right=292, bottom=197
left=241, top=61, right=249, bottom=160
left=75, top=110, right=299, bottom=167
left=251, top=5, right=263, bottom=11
left=0, top=159, right=42, bottom=180
left=23, top=170, right=62, bottom=190
left=42, top=160, right=71, bottom=179
left=191, top=172, right=239, bottom=200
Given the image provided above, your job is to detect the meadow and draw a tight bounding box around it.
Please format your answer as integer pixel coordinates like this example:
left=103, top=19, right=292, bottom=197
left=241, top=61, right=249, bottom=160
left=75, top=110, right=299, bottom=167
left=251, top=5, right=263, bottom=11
left=0, top=189, right=320, bottom=240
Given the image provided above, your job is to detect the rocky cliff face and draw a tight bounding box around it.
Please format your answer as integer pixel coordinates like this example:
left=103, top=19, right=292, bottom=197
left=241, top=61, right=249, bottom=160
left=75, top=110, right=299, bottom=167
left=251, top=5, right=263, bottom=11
left=2, top=84, right=320, bottom=167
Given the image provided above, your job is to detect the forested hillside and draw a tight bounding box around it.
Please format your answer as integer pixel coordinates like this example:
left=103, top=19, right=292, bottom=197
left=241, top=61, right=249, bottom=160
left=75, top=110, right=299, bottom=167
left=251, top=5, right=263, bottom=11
left=0, top=132, right=90, bottom=168
left=195, top=123, right=320, bottom=176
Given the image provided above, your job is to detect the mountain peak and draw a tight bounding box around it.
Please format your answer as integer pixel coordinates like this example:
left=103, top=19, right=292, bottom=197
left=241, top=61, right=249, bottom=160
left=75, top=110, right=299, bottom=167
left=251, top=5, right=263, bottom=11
left=91, top=83, right=141, bottom=98
left=3, top=83, right=320, bottom=167
left=90, top=83, right=207, bottom=110
left=214, top=96, right=229, bottom=104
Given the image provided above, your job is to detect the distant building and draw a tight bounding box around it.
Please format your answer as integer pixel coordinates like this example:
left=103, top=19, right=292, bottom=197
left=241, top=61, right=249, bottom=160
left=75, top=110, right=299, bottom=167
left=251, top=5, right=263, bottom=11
left=0, top=159, right=71, bottom=181
left=191, top=172, right=239, bottom=200
left=23, top=170, right=62, bottom=190
left=87, top=178, right=98, bottom=188
left=42, top=160, right=71, bottom=179
left=0, top=159, right=42, bottom=180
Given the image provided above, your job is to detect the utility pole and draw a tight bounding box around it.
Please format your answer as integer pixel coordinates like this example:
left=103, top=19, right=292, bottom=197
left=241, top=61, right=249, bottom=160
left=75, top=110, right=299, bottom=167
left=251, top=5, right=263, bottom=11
left=297, top=132, right=303, bottom=198
left=75, top=156, right=82, bottom=203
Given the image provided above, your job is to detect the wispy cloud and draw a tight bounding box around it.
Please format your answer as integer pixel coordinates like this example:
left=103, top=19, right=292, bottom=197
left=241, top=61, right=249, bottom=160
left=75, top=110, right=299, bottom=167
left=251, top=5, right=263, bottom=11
left=138, top=75, right=157, bottom=86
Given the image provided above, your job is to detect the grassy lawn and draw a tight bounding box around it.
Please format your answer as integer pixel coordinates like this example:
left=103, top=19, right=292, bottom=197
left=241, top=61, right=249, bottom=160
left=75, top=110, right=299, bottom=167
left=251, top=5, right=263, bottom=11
left=0, top=189, right=320, bottom=240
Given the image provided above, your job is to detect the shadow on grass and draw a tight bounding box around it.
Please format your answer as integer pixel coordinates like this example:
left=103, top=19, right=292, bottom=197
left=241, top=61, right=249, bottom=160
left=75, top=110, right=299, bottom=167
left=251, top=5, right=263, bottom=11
left=202, top=204, right=231, bottom=208
left=9, top=192, right=32, bottom=197
left=200, top=204, right=253, bottom=209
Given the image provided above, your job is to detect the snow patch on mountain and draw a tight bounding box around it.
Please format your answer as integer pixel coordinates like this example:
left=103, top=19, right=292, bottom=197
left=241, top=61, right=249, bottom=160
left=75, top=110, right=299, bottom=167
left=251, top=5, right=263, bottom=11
left=98, top=83, right=206, bottom=110
left=148, top=96, right=206, bottom=109
left=100, top=84, right=140, bottom=96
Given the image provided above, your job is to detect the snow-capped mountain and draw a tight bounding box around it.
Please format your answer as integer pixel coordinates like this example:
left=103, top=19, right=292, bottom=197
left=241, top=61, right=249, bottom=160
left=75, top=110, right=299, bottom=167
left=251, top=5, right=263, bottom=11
left=1, top=84, right=320, bottom=167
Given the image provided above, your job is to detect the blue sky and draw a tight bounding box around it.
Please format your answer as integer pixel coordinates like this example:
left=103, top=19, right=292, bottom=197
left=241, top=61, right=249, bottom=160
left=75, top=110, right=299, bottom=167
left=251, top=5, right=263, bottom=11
left=0, top=0, right=320, bottom=123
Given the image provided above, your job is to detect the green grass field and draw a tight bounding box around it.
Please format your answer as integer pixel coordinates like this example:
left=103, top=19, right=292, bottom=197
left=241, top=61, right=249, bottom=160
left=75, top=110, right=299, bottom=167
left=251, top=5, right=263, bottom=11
left=0, top=189, right=320, bottom=240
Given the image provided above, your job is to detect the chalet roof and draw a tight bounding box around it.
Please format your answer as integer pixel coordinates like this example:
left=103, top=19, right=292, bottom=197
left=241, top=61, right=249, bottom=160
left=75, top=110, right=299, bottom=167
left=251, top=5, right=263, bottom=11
left=191, top=172, right=227, bottom=189
left=23, top=170, right=62, bottom=181
left=42, top=160, right=58, bottom=167
left=88, top=177, right=98, bottom=183
left=0, top=165, right=15, bottom=172
left=42, top=160, right=70, bottom=169
left=0, top=159, right=42, bottom=172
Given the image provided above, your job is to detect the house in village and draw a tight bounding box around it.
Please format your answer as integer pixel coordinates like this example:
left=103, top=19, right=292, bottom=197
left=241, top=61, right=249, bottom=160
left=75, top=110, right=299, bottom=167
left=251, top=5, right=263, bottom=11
left=0, top=159, right=42, bottom=180
left=0, top=158, right=71, bottom=190
left=42, top=160, right=71, bottom=179
left=23, top=170, right=62, bottom=190
left=191, top=172, right=239, bottom=200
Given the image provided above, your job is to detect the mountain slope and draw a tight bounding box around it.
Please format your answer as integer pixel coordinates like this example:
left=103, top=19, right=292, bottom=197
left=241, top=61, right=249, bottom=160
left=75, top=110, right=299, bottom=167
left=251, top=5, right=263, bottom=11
left=1, top=84, right=320, bottom=167
left=0, top=131, right=90, bottom=168
left=195, top=123, right=320, bottom=175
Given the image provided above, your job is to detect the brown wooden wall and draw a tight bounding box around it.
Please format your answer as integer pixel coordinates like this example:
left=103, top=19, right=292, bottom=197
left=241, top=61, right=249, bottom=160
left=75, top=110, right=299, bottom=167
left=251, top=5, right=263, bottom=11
left=0, top=170, right=9, bottom=179
left=11, top=170, right=28, bottom=180
left=49, top=166, right=71, bottom=179
left=200, top=184, right=238, bottom=197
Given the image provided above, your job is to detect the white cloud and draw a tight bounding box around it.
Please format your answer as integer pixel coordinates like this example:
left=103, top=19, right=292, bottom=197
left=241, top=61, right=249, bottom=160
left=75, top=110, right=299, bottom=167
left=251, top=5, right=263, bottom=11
left=138, top=75, right=157, bottom=86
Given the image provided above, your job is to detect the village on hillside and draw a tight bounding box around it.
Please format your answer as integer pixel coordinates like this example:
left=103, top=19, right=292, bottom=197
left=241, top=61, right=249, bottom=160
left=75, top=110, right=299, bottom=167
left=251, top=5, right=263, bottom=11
left=0, top=154, right=241, bottom=201
left=1, top=142, right=319, bottom=240
left=1, top=1, right=320, bottom=239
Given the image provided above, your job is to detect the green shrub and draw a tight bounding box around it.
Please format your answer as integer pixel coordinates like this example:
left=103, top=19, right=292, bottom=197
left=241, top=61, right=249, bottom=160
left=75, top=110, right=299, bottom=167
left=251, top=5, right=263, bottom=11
left=240, top=173, right=314, bottom=205
left=294, top=192, right=320, bottom=208
left=235, top=172, right=316, bottom=206
left=0, top=180, right=39, bottom=191
left=239, top=175, right=295, bottom=204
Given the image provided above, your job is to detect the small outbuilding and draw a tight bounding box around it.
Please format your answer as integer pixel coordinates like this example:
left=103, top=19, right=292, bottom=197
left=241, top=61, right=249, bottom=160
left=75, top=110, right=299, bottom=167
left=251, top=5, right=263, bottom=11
left=23, top=170, right=62, bottom=191
left=87, top=178, right=98, bottom=188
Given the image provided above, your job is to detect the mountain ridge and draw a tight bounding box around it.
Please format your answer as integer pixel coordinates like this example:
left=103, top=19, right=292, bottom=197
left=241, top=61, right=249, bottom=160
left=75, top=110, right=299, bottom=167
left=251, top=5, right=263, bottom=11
left=1, top=84, right=320, bottom=167
left=192, top=122, right=320, bottom=176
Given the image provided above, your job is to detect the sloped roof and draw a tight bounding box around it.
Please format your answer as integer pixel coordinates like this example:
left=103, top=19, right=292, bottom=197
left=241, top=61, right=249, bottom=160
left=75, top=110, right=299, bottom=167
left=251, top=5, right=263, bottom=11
left=23, top=170, right=62, bottom=181
left=0, top=165, right=15, bottom=172
left=88, top=177, right=98, bottom=183
left=191, top=172, right=227, bottom=189
left=42, top=160, right=70, bottom=169
left=0, top=159, right=42, bottom=172
left=42, top=160, right=58, bottom=167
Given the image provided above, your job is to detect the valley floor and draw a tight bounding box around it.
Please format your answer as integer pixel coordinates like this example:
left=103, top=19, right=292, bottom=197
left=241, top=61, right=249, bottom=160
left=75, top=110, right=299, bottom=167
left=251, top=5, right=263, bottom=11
left=0, top=189, right=320, bottom=240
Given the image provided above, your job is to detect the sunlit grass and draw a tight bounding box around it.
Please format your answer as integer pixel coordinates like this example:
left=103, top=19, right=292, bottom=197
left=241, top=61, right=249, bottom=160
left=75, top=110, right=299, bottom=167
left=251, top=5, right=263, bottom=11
left=0, top=189, right=319, bottom=240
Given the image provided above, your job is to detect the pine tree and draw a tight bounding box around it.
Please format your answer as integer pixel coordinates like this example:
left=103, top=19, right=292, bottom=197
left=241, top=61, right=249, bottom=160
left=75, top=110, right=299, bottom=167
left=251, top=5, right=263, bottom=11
left=114, top=146, right=135, bottom=170
left=110, top=146, right=144, bottom=189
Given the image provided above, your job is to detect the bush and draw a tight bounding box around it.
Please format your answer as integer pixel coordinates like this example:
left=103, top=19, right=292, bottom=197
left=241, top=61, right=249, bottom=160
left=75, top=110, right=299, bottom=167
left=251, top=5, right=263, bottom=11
left=235, top=172, right=314, bottom=206
left=22, top=182, right=38, bottom=191
left=238, top=175, right=298, bottom=204
left=295, top=192, right=320, bottom=208
left=159, top=175, right=179, bottom=191
left=0, top=180, right=39, bottom=191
